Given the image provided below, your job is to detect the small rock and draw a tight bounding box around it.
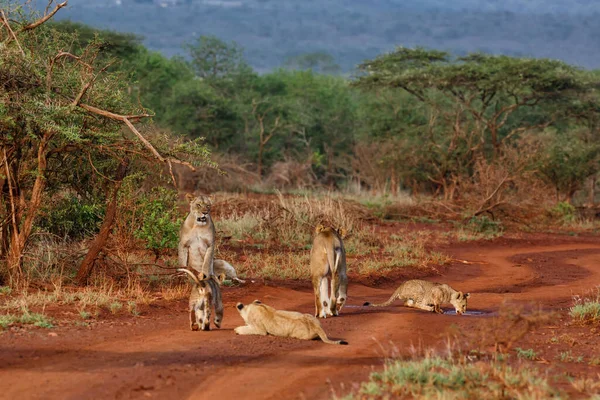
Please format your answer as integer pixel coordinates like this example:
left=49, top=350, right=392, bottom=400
left=48, top=332, right=58, bottom=337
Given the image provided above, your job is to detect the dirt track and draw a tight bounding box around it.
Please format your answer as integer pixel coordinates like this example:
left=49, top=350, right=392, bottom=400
left=2, top=239, right=600, bottom=400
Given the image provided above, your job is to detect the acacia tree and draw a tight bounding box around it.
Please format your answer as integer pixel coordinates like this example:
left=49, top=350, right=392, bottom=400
left=354, top=48, right=592, bottom=198
left=0, top=2, right=208, bottom=286
left=184, top=35, right=250, bottom=81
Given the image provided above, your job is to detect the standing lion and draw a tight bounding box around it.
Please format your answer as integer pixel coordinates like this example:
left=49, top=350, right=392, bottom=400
left=178, top=194, right=216, bottom=278
left=310, top=224, right=348, bottom=318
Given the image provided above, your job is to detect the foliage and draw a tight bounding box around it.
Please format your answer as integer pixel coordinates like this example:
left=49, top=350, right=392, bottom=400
left=342, top=355, right=558, bottom=399
left=550, top=201, right=577, bottom=223
left=133, top=188, right=183, bottom=255
left=184, top=35, right=250, bottom=80
left=464, top=215, right=503, bottom=236
left=0, top=311, right=54, bottom=329
left=36, top=195, right=104, bottom=240
left=354, top=48, right=598, bottom=199
left=0, top=2, right=214, bottom=286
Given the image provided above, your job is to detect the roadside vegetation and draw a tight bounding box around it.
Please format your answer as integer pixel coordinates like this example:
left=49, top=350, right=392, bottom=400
left=339, top=354, right=559, bottom=400
left=1, top=1, right=600, bottom=320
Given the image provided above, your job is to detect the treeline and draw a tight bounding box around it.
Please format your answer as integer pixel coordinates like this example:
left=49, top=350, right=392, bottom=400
left=2, top=7, right=600, bottom=286
left=57, top=21, right=600, bottom=204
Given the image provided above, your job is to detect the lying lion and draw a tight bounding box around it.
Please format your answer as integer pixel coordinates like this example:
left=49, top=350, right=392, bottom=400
left=364, top=279, right=470, bottom=314
left=234, top=300, right=348, bottom=345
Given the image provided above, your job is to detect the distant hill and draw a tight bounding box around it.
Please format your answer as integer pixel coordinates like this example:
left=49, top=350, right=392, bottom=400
left=46, top=0, right=600, bottom=72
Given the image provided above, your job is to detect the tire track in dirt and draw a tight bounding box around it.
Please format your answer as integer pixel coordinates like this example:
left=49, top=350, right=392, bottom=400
left=2, top=242, right=600, bottom=400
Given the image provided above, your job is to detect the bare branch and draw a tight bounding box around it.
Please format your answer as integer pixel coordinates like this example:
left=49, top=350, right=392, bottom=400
left=71, top=60, right=115, bottom=107
left=0, top=10, right=25, bottom=57
left=21, top=1, right=67, bottom=31
left=468, top=174, right=511, bottom=219
left=77, top=103, right=196, bottom=186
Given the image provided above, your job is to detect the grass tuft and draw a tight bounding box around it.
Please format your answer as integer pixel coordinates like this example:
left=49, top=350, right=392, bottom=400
left=0, top=310, right=54, bottom=329
left=339, top=355, right=559, bottom=399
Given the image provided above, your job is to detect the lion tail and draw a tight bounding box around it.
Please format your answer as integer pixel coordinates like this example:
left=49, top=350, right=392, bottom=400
left=316, top=325, right=348, bottom=345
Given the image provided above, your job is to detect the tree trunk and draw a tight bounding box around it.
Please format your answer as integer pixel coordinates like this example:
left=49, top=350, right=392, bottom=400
left=589, top=176, right=596, bottom=206
left=76, top=157, right=130, bottom=285
left=258, top=142, right=264, bottom=178
left=5, top=133, right=52, bottom=286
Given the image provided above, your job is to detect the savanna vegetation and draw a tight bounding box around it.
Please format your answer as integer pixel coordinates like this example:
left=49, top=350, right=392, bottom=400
left=1, top=1, right=600, bottom=291
left=2, top=3, right=600, bottom=399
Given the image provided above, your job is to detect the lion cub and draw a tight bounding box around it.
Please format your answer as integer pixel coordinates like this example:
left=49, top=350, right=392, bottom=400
left=364, top=279, right=470, bottom=314
left=214, top=259, right=245, bottom=284
left=234, top=300, right=348, bottom=345
left=178, top=194, right=216, bottom=278
left=178, top=268, right=225, bottom=331
left=310, top=224, right=348, bottom=318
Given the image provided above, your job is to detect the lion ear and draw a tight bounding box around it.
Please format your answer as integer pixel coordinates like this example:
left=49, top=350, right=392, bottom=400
left=253, top=299, right=262, bottom=304
left=455, top=291, right=463, bottom=299
left=465, top=293, right=470, bottom=299
left=185, top=193, right=195, bottom=203
left=203, top=195, right=213, bottom=206
left=315, top=224, right=325, bottom=233
left=216, top=273, right=226, bottom=284
left=338, top=227, right=348, bottom=239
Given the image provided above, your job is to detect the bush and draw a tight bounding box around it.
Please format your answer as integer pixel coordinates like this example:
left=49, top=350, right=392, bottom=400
left=465, top=215, right=503, bottom=236
left=550, top=201, right=577, bottom=224
left=133, top=187, right=183, bottom=256
left=36, top=195, right=104, bottom=239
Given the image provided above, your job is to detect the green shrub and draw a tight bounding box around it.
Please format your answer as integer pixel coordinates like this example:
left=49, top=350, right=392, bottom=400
left=550, top=201, right=577, bottom=224
left=134, top=187, right=183, bottom=254
left=36, top=195, right=103, bottom=239
left=465, top=215, right=503, bottom=236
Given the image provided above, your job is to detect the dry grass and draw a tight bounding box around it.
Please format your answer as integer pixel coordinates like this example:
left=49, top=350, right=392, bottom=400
left=224, top=251, right=310, bottom=280
left=355, top=241, right=449, bottom=275
left=0, top=275, right=155, bottom=316
left=212, top=192, right=450, bottom=280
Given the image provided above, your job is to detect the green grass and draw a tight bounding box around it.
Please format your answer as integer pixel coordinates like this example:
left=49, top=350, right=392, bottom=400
left=570, top=301, right=600, bottom=323
left=339, top=355, right=558, bottom=399
left=515, top=347, right=538, bottom=360
left=0, top=311, right=54, bottom=329
left=109, top=301, right=123, bottom=314
left=127, top=301, right=140, bottom=316
left=0, top=286, right=12, bottom=296
left=79, top=310, right=91, bottom=320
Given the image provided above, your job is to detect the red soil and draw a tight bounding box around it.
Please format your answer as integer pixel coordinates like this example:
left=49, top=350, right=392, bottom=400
left=2, top=232, right=600, bottom=399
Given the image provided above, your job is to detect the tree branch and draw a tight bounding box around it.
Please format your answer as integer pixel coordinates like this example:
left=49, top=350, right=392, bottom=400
left=77, top=103, right=196, bottom=185
left=0, top=10, right=25, bottom=57
left=21, top=1, right=67, bottom=31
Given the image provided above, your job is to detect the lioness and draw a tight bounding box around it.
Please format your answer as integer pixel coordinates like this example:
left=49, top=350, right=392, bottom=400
left=310, top=224, right=348, bottom=318
left=234, top=300, right=348, bottom=345
left=363, top=279, right=470, bottom=314
left=178, top=268, right=225, bottom=331
left=179, top=194, right=216, bottom=278
left=214, top=259, right=246, bottom=284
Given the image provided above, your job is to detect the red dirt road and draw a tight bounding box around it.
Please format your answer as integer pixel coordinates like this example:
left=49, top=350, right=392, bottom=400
left=2, top=238, right=600, bottom=400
